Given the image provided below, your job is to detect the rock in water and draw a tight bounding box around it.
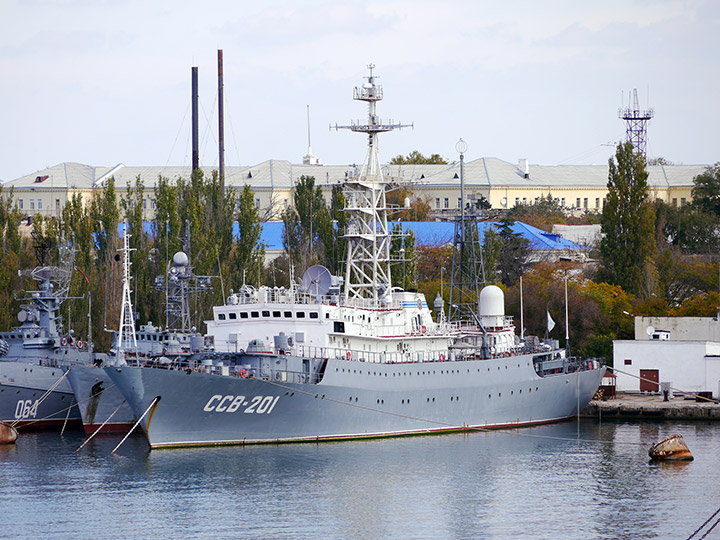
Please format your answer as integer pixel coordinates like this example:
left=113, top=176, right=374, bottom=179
left=648, top=434, right=693, bottom=461
left=0, top=422, right=18, bottom=445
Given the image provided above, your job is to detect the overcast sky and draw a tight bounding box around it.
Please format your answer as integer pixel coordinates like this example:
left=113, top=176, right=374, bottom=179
left=1, top=0, right=718, bottom=181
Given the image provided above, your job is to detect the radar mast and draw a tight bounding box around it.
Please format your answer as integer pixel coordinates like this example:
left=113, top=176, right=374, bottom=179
left=333, top=64, right=412, bottom=303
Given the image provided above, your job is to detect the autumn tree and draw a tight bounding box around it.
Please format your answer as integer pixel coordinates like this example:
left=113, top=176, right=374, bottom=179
left=385, top=183, right=432, bottom=221
left=599, top=141, right=657, bottom=296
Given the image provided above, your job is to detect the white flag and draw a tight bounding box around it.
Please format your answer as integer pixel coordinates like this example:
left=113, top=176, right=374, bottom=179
left=547, top=309, right=556, bottom=333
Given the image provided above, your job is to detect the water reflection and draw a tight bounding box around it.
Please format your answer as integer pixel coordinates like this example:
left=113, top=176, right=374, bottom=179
left=1, top=420, right=719, bottom=540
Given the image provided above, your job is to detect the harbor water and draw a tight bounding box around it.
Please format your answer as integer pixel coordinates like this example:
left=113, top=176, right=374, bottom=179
left=1, top=419, right=719, bottom=540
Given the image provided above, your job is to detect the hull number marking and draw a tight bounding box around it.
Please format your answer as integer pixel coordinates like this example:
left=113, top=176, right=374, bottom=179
left=203, top=395, right=280, bottom=415
left=15, top=399, right=39, bottom=419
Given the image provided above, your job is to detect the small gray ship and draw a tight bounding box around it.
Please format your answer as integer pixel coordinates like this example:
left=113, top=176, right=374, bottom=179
left=67, top=224, right=212, bottom=434
left=0, top=240, right=94, bottom=429
left=107, top=66, right=605, bottom=449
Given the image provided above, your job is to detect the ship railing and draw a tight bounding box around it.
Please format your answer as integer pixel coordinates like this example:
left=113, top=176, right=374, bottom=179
left=225, top=288, right=407, bottom=311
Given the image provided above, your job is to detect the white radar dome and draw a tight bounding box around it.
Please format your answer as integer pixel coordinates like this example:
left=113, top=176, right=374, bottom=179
left=173, top=251, right=189, bottom=267
left=479, top=285, right=505, bottom=317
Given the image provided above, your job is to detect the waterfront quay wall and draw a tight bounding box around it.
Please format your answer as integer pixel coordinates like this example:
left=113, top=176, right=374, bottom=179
left=581, top=392, right=720, bottom=420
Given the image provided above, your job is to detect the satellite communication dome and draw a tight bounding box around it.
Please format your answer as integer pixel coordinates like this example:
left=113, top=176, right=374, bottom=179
left=479, top=285, right=505, bottom=317
left=173, top=252, right=189, bottom=267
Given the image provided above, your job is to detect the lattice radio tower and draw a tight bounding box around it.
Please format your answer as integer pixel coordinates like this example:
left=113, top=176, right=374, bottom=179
left=448, top=139, right=486, bottom=325
left=618, top=88, right=654, bottom=158
left=332, top=64, right=412, bottom=304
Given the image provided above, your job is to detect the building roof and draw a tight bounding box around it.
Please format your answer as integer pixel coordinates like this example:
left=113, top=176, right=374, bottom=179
left=253, top=220, right=588, bottom=252
left=4, top=159, right=709, bottom=191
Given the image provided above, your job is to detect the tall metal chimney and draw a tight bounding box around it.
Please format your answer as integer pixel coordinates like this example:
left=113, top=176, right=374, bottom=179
left=191, top=66, right=199, bottom=175
left=218, top=50, right=225, bottom=194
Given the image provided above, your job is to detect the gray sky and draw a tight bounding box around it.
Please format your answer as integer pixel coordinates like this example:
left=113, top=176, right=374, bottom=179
left=1, top=0, right=718, bottom=182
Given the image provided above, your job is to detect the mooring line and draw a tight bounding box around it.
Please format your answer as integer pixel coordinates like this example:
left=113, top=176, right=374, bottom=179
left=112, top=397, right=159, bottom=455
left=10, top=369, right=71, bottom=428
left=76, top=399, right=127, bottom=452
left=686, top=505, right=720, bottom=540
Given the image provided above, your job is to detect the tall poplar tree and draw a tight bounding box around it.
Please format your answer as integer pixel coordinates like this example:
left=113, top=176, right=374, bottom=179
left=599, top=141, right=657, bottom=296
left=232, top=185, right=265, bottom=287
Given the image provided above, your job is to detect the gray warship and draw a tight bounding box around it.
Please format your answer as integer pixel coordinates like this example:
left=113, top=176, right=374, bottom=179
left=66, top=223, right=212, bottom=434
left=0, top=239, right=95, bottom=429
left=107, top=66, right=605, bottom=449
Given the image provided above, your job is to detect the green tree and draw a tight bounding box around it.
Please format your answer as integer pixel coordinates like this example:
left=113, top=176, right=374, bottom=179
left=390, top=151, right=448, bottom=165
left=599, top=141, right=657, bottom=296
left=494, top=218, right=530, bottom=287
left=691, top=163, right=720, bottom=216
left=390, top=224, right=416, bottom=290
left=281, top=176, right=331, bottom=274
left=231, top=185, right=265, bottom=288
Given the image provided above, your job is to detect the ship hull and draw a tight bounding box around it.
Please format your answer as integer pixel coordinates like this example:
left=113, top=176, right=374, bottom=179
left=107, top=354, right=604, bottom=449
left=0, top=362, right=81, bottom=429
left=66, top=366, right=137, bottom=434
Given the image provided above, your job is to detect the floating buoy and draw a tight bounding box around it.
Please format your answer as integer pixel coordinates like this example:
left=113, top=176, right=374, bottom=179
left=648, top=434, right=693, bottom=461
left=0, top=421, right=18, bottom=445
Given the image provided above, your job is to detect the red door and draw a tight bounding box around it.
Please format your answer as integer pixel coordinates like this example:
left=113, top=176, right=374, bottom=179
left=640, top=369, right=659, bottom=392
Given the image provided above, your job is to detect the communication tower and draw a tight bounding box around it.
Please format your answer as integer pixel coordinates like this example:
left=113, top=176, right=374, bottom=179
left=618, top=88, right=654, bottom=157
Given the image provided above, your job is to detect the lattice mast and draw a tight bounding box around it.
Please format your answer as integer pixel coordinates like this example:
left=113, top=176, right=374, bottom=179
left=117, top=221, right=138, bottom=359
left=618, top=88, right=654, bottom=158
left=332, top=64, right=412, bottom=303
left=448, top=139, right=485, bottom=324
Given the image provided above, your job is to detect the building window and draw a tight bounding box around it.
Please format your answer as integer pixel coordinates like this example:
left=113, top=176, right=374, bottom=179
left=457, top=198, right=462, bottom=208
left=30, top=199, right=35, bottom=210
left=142, top=199, right=147, bottom=209
left=444, top=198, right=449, bottom=209
left=561, top=198, right=565, bottom=207
left=672, top=198, right=677, bottom=207
left=151, top=199, right=155, bottom=209
left=435, top=198, right=440, bottom=209
left=595, top=198, right=600, bottom=209
left=515, top=197, right=520, bottom=206
left=680, top=198, right=686, bottom=206
left=583, top=198, right=588, bottom=209
left=18, top=199, right=23, bottom=210
left=55, top=199, right=60, bottom=212
left=624, top=359, right=632, bottom=365
left=576, top=198, right=581, bottom=208
left=284, top=199, right=288, bottom=208
left=255, top=198, right=261, bottom=208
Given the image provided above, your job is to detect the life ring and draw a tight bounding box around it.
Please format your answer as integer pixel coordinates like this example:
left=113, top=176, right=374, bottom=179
left=421, top=325, right=427, bottom=334
left=77, top=340, right=85, bottom=349
left=60, top=337, right=67, bottom=346
left=239, top=368, right=248, bottom=379
left=439, top=353, right=445, bottom=362
left=346, top=351, right=352, bottom=361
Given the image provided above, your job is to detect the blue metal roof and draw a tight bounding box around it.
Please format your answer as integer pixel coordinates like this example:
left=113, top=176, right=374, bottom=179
left=254, top=221, right=588, bottom=251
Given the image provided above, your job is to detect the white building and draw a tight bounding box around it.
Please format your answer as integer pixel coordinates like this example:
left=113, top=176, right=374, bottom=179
left=613, top=316, right=720, bottom=397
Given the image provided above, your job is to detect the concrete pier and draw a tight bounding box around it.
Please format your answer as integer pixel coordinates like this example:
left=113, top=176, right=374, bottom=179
left=581, top=392, right=720, bottom=420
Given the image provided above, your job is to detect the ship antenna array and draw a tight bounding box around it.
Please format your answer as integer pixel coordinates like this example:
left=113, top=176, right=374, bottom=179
left=117, top=221, right=138, bottom=363
left=331, top=64, right=413, bottom=303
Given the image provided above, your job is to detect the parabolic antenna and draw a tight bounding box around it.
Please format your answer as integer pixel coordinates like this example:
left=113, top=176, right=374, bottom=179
left=646, top=326, right=655, bottom=336
left=300, top=265, right=332, bottom=297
